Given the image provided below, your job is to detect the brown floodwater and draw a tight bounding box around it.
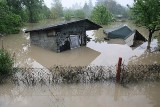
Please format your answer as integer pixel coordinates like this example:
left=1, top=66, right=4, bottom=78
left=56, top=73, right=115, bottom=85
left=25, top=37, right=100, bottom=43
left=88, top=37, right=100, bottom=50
left=0, top=19, right=159, bottom=68
left=0, top=82, right=160, bottom=107
left=0, top=19, right=160, bottom=107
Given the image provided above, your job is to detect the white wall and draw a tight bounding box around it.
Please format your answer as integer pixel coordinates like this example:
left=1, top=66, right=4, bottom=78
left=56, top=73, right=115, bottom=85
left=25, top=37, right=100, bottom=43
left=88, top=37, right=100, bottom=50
left=124, top=33, right=135, bottom=46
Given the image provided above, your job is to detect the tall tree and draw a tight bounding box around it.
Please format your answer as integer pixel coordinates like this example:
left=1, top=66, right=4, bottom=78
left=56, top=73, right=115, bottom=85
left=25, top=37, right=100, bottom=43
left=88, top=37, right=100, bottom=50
left=50, top=0, right=63, bottom=19
left=90, top=4, right=112, bottom=25
left=83, top=1, right=92, bottom=18
left=74, top=9, right=85, bottom=19
left=4, top=0, right=28, bottom=22
left=6, top=0, right=22, bottom=14
left=39, top=5, right=51, bottom=19
left=23, top=0, right=44, bottom=23
left=131, top=0, right=160, bottom=49
left=88, top=0, right=93, bottom=9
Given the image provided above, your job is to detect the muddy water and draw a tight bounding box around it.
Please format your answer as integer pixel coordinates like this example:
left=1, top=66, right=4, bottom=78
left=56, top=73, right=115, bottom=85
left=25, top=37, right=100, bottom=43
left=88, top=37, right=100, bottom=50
left=0, top=20, right=160, bottom=107
left=0, top=82, right=160, bottom=107
left=0, top=20, right=160, bottom=67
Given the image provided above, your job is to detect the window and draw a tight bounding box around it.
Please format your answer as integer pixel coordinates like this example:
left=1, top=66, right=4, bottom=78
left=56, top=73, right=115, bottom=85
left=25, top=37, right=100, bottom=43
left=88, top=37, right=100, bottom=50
left=47, top=30, right=56, bottom=37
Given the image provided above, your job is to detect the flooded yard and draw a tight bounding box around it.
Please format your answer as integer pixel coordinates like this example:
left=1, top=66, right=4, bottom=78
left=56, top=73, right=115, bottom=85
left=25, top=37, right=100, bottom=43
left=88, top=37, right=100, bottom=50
left=0, top=82, right=160, bottom=107
left=0, top=20, right=159, bottom=67
left=0, top=20, right=160, bottom=107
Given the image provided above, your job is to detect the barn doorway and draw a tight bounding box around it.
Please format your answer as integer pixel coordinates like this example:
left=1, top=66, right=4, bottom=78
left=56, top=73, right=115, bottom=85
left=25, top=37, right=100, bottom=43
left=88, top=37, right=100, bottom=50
left=70, top=35, right=81, bottom=49
left=60, top=38, right=71, bottom=52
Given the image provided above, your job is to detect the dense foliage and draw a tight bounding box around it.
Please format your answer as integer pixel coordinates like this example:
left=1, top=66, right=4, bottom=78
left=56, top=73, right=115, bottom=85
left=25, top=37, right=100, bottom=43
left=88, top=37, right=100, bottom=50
left=90, top=4, right=112, bottom=25
left=0, top=49, right=14, bottom=83
left=0, top=0, right=51, bottom=34
left=0, top=1, right=22, bottom=34
left=131, top=0, right=160, bottom=48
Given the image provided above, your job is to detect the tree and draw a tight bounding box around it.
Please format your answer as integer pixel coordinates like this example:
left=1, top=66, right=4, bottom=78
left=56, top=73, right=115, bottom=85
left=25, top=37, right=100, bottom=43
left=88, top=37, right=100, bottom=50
left=74, top=9, right=85, bottom=19
left=0, top=1, right=22, bottom=34
left=90, top=4, right=112, bottom=25
left=6, top=0, right=23, bottom=15
left=64, top=9, right=73, bottom=21
left=131, top=0, right=160, bottom=49
left=83, top=2, right=90, bottom=18
left=50, top=0, right=63, bottom=19
left=39, top=5, right=51, bottom=19
left=23, top=0, right=44, bottom=23
left=88, top=0, right=93, bottom=9
left=3, top=0, right=28, bottom=22
left=83, top=2, right=93, bottom=18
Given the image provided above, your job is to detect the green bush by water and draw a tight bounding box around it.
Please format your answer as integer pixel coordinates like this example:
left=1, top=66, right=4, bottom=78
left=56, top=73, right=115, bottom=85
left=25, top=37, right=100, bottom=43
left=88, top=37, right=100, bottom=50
left=0, top=49, right=14, bottom=83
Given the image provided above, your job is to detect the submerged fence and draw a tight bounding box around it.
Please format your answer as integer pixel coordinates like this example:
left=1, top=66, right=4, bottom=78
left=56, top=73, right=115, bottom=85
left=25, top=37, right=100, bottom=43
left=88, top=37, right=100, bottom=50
left=12, top=64, right=160, bottom=86
left=121, top=64, right=160, bottom=83
left=12, top=66, right=116, bottom=85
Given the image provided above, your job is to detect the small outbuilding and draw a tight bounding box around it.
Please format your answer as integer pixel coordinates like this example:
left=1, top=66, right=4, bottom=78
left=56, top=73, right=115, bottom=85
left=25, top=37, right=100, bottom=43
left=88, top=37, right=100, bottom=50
left=104, top=25, right=147, bottom=46
left=25, top=19, right=102, bottom=52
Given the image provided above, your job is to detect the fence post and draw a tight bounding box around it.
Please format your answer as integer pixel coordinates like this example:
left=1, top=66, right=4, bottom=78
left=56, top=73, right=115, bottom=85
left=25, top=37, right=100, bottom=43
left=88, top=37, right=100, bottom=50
left=116, top=57, right=122, bottom=83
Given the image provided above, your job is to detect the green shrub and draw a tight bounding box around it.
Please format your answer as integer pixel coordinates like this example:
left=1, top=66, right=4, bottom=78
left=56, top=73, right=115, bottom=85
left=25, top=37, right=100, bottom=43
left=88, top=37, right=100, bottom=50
left=0, top=49, right=14, bottom=83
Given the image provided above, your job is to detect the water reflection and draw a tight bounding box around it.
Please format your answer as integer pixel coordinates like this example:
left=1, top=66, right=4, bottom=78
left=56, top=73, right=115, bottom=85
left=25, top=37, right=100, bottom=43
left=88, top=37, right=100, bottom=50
left=0, top=82, right=160, bottom=107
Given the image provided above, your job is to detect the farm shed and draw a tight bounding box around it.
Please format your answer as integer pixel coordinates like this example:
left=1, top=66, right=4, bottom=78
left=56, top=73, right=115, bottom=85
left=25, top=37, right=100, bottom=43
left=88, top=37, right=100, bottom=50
left=25, top=19, right=102, bottom=52
left=104, top=25, right=147, bottom=46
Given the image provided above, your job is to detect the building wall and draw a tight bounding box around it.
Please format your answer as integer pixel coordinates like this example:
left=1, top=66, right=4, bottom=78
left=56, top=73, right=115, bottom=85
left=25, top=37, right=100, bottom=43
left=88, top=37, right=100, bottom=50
left=30, top=26, right=87, bottom=52
left=124, top=33, right=135, bottom=46
left=30, top=31, right=57, bottom=52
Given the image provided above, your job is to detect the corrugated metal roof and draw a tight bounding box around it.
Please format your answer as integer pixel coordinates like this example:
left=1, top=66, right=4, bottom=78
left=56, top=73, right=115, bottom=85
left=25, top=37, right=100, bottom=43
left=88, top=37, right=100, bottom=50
left=25, top=19, right=102, bottom=33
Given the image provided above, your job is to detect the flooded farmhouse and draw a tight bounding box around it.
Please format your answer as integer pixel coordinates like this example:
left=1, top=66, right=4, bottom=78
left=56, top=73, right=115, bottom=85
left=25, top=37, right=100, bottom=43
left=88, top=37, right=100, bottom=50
left=25, top=19, right=102, bottom=52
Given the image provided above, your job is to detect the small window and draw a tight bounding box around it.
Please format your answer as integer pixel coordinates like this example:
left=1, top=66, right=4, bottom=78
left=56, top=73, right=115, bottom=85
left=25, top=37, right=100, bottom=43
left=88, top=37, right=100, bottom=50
left=47, top=30, right=56, bottom=37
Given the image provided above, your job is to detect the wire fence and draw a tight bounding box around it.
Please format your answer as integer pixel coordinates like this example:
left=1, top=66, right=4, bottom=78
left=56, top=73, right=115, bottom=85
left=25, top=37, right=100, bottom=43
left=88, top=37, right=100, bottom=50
left=12, top=66, right=116, bottom=86
left=12, top=64, right=160, bottom=86
left=121, top=64, right=160, bottom=84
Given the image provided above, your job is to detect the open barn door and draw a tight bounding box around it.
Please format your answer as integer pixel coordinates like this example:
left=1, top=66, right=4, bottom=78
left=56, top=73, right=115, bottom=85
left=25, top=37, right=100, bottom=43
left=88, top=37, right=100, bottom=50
left=70, top=35, right=80, bottom=49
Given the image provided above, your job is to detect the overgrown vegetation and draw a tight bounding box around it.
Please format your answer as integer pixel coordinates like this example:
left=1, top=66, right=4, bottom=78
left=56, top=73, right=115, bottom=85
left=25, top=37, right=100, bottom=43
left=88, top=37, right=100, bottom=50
left=0, top=48, right=14, bottom=83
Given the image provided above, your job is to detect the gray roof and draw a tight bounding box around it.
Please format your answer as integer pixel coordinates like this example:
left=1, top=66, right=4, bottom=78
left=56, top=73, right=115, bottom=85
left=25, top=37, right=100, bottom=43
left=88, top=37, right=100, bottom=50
left=25, top=19, right=102, bottom=33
